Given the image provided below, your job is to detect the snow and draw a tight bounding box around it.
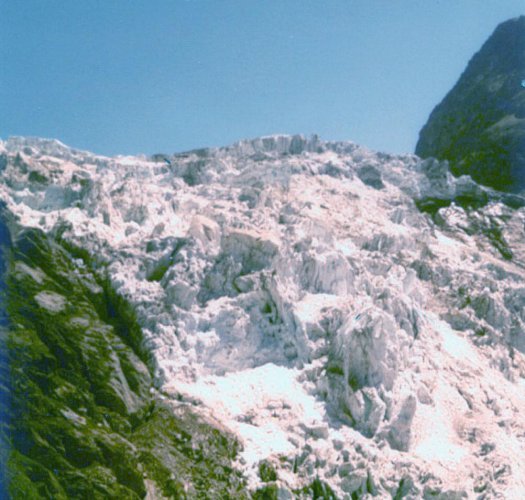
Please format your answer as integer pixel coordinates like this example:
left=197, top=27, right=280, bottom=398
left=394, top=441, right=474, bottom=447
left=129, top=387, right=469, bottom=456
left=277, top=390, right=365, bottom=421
left=430, top=313, right=479, bottom=361
left=294, top=293, right=343, bottom=324
left=434, top=229, right=461, bottom=248
left=169, top=363, right=325, bottom=471
left=411, top=381, right=469, bottom=465
left=3, top=134, right=525, bottom=497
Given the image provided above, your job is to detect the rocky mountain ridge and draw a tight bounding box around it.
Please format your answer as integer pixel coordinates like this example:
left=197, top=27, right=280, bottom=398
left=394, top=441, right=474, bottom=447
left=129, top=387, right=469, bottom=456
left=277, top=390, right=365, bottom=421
left=416, top=16, right=525, bottom=192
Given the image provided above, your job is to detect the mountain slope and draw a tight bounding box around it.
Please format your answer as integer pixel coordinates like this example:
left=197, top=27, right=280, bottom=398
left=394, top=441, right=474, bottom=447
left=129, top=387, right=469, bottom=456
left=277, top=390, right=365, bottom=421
left=416, top=16, right=525, bottom=192
left=1, top=135, right=525, bottom=498
left=0, top=213, right=247, bottom=498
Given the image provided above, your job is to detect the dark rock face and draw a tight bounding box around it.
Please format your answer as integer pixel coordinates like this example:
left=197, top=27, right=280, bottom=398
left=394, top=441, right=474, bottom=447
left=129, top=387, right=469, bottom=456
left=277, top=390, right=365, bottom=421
left=0, top=222, right=247, bottom=498
left=416, top=16, right=525, bottom=192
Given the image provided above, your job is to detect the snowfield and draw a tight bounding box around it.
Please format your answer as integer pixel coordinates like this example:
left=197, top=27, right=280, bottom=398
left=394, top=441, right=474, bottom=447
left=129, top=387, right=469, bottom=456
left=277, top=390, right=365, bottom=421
left=2, top=134, right=525, bottom=498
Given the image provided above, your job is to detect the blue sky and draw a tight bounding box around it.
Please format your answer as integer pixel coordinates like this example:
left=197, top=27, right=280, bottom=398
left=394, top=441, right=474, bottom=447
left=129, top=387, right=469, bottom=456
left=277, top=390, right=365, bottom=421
left=1, top=1, right=523, bottom=156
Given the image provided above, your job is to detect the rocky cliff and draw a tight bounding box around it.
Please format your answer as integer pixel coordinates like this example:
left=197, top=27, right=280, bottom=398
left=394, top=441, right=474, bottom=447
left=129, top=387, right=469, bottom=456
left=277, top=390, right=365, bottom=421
left=416, top=16, right=525, bottom=192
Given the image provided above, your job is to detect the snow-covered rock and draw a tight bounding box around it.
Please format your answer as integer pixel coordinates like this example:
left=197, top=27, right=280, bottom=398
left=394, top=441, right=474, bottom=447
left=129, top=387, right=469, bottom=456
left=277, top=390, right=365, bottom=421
left=2, top=133, right=525, bottom=498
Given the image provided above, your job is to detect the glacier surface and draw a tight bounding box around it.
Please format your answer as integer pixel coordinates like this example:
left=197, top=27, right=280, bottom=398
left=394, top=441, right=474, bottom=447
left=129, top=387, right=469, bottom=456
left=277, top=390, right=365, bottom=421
left=1, top=134, right=525, bottom=498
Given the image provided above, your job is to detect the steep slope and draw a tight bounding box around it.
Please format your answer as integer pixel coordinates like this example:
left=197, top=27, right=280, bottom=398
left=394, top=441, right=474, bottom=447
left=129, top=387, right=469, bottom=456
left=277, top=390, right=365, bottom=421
left=416, top=16, right=525, bottom=192
left=0, top=213, right=247, bottom=497
left=1, top=135, right=525, bottom=498
left=0, top=213, right=12, bottom=499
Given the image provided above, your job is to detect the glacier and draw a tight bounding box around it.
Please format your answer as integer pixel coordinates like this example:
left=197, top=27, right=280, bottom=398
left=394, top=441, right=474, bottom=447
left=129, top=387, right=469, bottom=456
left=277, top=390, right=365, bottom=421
left=1, top=134, right=525, bottom=498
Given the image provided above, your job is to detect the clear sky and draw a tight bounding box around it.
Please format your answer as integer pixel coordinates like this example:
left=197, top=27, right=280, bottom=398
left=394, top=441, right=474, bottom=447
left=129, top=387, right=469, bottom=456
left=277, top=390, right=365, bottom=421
left=1, top=1, right=523, bottom=156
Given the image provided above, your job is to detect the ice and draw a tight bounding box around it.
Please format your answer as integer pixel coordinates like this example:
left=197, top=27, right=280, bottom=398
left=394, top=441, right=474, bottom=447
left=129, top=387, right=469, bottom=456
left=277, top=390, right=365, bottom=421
left=3, top=134, right=525, bottom=497
left=430, top=313, right=479, bottom=361
left=411, top=382, right=469, bottom=465
left=294, top=293, right=342, bottom=324
left=169, top=363, right=326, bottom=470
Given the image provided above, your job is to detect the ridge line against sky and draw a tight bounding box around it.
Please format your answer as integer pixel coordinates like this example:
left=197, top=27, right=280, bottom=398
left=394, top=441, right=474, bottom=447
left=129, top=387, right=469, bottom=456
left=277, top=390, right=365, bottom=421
left=1, top=1, right=524, bottom=157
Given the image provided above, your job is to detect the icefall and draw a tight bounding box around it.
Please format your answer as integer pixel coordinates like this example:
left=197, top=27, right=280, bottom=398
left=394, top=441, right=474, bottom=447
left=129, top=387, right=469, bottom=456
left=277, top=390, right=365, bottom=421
left=2, top=135, right=525, bottom=497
